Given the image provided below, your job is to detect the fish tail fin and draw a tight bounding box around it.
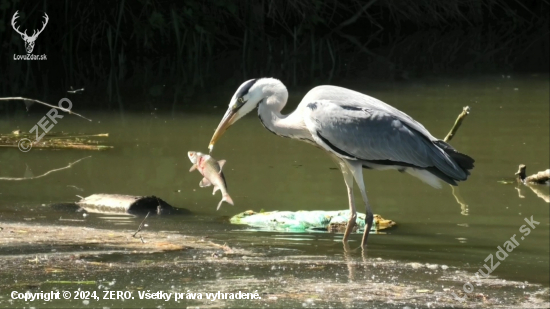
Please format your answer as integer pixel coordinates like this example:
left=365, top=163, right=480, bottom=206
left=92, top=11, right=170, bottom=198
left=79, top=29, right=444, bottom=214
left=224, top=194, right=234, bottom=206
left=216, top=193, right=234, bottom=210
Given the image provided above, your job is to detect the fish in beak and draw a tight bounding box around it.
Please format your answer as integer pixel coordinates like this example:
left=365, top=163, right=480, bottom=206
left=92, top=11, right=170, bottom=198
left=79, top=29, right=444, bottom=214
left=188, top=151, right=234, bottom=210
left=208, top=108, right=238, bottom=152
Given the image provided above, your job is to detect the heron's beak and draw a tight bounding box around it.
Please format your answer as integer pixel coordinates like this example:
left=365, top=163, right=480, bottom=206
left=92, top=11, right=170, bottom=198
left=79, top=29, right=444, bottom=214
left=209, top=108, right=237, bottom=152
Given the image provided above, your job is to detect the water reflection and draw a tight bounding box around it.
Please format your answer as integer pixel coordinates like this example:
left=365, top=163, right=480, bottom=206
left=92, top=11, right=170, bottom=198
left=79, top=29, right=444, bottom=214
left=516, top=183, right=550, bottom=203
left=451, top=186, right=469, bottom=216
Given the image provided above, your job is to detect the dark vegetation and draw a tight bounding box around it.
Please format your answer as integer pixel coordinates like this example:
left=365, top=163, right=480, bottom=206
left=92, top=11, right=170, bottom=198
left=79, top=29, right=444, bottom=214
left=0, top=0, right=548, bottom=111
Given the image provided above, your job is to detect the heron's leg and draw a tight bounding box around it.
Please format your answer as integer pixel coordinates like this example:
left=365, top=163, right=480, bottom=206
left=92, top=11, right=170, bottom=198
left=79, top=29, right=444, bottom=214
left=346, top=161, right=374, bottom=249
left=342, top=174, right=357, bottom=244
left=331, top=156, right=356, bottom=244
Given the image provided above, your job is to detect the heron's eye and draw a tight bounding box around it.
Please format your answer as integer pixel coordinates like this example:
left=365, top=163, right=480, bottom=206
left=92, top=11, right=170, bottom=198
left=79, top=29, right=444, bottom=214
left=233, top=97, right=246, bottom=111
left=190, top=153, right=194, bottom=157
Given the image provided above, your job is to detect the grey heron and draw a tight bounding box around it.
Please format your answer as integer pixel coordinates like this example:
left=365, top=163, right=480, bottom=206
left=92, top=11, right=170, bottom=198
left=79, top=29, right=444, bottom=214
left=209, top=78, right=474, bottom=248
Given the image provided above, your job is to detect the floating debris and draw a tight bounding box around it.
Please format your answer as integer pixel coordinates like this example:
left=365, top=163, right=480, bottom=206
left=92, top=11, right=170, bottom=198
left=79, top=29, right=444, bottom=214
left=516, top=164, right=550, bottom=185
left=230, top=210, right=396, bottom=233
left=0, top=131, right=112, bottom=150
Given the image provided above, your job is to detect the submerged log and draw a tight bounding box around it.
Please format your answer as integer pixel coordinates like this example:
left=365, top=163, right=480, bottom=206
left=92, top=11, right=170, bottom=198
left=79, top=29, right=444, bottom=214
left=515, top=164, right=550, bottom=185
left=77, top=194, right=175, bottom=215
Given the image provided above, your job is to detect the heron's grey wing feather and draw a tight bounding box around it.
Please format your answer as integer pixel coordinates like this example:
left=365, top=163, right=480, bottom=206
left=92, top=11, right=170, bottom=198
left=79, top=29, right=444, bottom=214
left=304, top=101, right=432, bottom=166
left=303, top=99, right=464, bottom=179
left=302, top=85, right=438, bottom=141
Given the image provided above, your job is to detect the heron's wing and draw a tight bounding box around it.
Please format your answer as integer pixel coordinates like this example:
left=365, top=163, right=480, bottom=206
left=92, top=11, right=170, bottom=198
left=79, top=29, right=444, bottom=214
left=302, top=85, right=438, bottom=141
left=303, top=100, right=451, bottom=169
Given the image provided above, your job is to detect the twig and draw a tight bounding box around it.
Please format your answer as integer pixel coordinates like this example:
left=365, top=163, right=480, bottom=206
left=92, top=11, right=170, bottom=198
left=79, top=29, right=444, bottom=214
left=132, top=211, right=150, bottom=238
left=67, top=87, right=85, bottom=94
left=0, top=144, right=112, bottom=150
left=0, top=156, right=91, bottom=181
left=444, top=106, right=470, bottom=142
left=0, top=97, right=92, bottom=122
left=53, top=133, right=109, bottom=139
left=445, top=106, right=471, bottom=215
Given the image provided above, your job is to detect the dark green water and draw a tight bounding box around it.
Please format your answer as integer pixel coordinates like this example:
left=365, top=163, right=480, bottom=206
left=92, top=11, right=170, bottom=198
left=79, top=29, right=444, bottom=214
left=0, top=74, right=548, bottom=308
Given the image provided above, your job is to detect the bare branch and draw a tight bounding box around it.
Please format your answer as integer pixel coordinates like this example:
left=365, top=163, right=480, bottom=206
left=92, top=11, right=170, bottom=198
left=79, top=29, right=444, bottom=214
left=0, top=156, right=91, bottom=181
left=444, top=106, right=470, bottom=142
left=0, top=97, right=92, bottom=122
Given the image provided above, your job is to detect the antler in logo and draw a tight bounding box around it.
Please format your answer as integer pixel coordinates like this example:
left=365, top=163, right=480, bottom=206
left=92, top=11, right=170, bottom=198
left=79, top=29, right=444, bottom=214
left=11, top=11, right=49, bottom=54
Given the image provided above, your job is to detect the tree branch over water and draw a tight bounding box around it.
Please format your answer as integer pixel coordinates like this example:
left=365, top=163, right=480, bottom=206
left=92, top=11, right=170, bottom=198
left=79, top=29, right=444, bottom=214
left=444, top=106, right=470, bottom=143
left=0, top=97, right=92, bottom=122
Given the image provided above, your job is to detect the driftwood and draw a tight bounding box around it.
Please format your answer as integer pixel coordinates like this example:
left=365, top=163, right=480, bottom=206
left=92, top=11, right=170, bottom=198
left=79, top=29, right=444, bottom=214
left=514, top=165, right=549, bottom=203
left=0, top=132, right=112, bottom=151
left=515, top=164, right=550, bottom=184
left=76, top=194, right=176, bottom=215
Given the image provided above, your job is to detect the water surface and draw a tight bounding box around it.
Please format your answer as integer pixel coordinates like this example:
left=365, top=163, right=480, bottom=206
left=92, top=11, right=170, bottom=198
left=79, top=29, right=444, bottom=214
left=1, top=74, right=548, bottom=307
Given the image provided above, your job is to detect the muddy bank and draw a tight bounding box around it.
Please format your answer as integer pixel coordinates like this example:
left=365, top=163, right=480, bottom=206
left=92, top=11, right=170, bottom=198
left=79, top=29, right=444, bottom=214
left=0, top=222, right=548, bottom=309
left=0, top=222, right=244, bottom=255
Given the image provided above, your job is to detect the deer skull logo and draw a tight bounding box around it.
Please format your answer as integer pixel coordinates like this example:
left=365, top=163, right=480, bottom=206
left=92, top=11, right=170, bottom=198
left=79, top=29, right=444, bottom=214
left=11, top=11, right=49, bottom=54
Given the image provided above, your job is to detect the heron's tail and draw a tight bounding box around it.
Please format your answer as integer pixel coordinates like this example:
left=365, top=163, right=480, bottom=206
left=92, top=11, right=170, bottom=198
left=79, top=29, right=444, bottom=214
left=431, top=140, right=475, bottom=185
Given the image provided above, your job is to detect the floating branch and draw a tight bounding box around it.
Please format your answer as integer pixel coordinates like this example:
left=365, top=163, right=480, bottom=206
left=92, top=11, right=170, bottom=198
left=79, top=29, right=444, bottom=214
left=0, top=156, right=91, bottom=181
left=0, top=132, right=112, bottom=150
left=444, top=106, right=470, bottom=143
left=0, top=97, right=92, bottom=122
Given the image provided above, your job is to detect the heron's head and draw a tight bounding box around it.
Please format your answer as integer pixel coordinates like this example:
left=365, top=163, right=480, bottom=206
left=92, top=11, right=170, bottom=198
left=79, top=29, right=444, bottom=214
left=209, top=78, right=286, bottom=151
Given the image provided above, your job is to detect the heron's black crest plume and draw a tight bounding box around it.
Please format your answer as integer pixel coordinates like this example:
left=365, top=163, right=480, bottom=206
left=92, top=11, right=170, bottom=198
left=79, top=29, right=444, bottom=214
left=235, top=79, right=257, bottom=98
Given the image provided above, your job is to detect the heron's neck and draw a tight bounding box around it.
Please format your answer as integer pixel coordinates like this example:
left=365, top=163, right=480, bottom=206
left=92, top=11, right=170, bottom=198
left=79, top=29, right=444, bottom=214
left=257, top=98, right=305, bottom=139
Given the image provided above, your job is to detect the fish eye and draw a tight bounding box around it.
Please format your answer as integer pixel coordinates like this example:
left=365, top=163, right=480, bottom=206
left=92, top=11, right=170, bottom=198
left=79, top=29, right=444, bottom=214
left=238, top=97, right=244, bottom=103
left=190, top=153, right=194, bottom=157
